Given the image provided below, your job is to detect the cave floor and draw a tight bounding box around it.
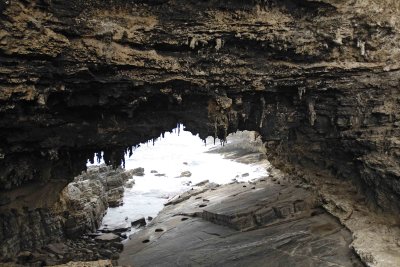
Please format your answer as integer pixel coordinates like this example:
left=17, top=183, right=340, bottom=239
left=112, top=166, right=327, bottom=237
left=118, top=177, right=363, bottom=267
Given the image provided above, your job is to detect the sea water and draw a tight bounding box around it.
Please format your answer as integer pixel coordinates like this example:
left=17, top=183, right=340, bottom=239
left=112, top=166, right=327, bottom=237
left=94, top=125, right=268, bottom=232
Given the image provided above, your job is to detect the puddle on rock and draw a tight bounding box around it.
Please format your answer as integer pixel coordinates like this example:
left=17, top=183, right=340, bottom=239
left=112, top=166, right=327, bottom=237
left=91, top=125, right=268, bottom=239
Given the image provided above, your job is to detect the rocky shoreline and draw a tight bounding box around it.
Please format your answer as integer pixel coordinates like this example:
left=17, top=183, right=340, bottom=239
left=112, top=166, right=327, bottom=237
left=119, top=175, right=363, bottom=266
left=1, top=1, right=400, bottom=266
left=2, top=131, right=399, bottom=266
left=117, top=131, right=398, bottom=267
left=0, top=165, right=145, bottom=266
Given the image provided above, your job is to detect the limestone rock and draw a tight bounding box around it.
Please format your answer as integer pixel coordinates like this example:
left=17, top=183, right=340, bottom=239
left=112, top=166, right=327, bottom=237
left=131, top=167, right=145, bottom=176
left=95, top=233, right=121, bottom=243
left=0, top=0, right=399, bottom=217
left=178, top=171, right=192, bottom=178
left=119, top=179, right=363, bottom=266
left=107, top=187, right=124, bottom=207
left=0, top=1, right=400, bottom=265
left=52, top=260, right=113, bottom=267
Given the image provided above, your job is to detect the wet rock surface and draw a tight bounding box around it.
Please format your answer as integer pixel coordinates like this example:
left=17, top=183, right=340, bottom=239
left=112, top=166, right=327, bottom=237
left=130, top=217, right=146, bottom=228
left=119, top=178, right=363, bottom=267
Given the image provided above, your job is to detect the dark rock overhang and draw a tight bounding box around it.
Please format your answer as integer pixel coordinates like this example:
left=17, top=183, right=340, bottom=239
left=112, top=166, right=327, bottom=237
left=0, top=0, right=399, bottom=214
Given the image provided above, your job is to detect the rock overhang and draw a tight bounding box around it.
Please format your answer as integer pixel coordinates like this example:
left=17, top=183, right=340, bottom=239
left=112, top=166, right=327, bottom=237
left=0, top=0, right=399, bottom=213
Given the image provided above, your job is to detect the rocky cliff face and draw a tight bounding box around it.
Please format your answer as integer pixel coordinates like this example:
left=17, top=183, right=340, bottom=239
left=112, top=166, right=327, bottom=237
left=0, top=0, right=399, bottom=215
left=0, top=165, right=134, bottom=261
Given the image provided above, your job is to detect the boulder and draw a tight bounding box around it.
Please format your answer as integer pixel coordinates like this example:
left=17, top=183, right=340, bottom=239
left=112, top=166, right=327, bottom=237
left=131, top=217, right=146, bottom=227
left=178, top=171, right=192, bottom=178
left=131, top=167, right=145, bottom=176
left=95, top=233, right=121, bottom=243
left=105, top=174, right=124, bottom=189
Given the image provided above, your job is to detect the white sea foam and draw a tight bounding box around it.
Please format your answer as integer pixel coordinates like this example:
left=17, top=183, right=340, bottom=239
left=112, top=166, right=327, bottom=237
left=96, top=125, right=268, bottom=230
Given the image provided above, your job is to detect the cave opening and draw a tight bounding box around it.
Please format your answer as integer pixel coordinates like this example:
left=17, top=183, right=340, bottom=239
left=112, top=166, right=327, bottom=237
left=1, top=0, right=400, bottom=265
left=84, top=124, right=269, bottom=237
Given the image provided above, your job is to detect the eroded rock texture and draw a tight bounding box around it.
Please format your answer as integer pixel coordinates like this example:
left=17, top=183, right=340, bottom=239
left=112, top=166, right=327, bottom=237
left=0, top=0, right=399, bottom=214
left=119, top=179, right=363, bottom=267
left=0, top=166, right=133, bottom=260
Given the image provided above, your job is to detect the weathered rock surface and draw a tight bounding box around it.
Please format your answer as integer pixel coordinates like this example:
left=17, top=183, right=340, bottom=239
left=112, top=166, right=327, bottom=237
left=0, top=0, right=400, bottom=266
left=56, top=165, right=135, bottom=237
left=53, top=260, right=113, bottom=267
left=95, top=233, right=121, bottom=243
left=0, top=236, right=123, bottom=266
left=0, top=207, right=65, bottom=262
left=131, top=217, right=146, bottom=228
left=131, top=167, right=145, bottom=177
left=212, top=133, right=400, bottom=267
left=0, top=165, right=133, bottom=262
left=177, top=170, right=192, bottom=178
left=0, top=0, right=399, bottom=216
left=302, top=169, right=400, bottom=267
left=119, top=179, right=363, bottom=266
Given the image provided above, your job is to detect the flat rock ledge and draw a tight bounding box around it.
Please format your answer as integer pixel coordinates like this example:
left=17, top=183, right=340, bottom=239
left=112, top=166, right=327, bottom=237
left=119, top=177, right=363, bottom=267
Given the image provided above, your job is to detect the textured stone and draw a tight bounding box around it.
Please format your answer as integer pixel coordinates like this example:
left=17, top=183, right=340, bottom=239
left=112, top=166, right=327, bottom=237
left=131, top=217, right=146, bottom=228
left=0, top=165, right=133, bottom=259
left=52, top=260, right=113, bottom=267
left=57, top=165, right=134, bottom=237
left=95, top=234, right=120, bottom=243
left=119, top=178, right=363, bottom=267
left=131, top=168, right=145, bottom=177
left=0, top=1, right=400, bottom=266
left=0, top=1, right=398, bottom=215
left=178, top=171, right=192, bottom=178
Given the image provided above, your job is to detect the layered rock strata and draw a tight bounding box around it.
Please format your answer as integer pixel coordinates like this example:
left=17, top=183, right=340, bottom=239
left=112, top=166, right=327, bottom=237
left=0, top=0, right=399, bottom=215
left=56, top=165, right=137, bottom=238
left=119, top=179, right=363, bottom=267
left=204, top=130, right=400, bottom=266
left=1, top=0, right=400, bottom=265
left=0, top=166, right=135, bottom=262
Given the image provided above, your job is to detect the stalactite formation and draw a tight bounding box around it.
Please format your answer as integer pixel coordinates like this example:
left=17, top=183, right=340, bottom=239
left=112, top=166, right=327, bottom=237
left=0, top=0, right=399, bottom=254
